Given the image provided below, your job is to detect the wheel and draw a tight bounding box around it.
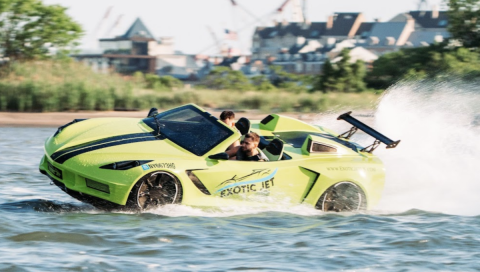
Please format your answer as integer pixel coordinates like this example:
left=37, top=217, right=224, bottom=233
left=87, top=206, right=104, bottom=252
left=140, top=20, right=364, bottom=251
left=127, top=171, right=183, bottom=210
left=316, top=182, right=366, bottom=212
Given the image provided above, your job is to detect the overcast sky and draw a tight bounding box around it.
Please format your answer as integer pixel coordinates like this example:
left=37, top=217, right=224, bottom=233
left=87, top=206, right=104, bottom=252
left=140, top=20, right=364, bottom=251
left=43, top=0, right=447, bottom=55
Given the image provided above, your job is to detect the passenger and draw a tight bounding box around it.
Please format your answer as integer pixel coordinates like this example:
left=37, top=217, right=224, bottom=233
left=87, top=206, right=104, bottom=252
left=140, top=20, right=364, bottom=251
left=220, top=110, right=241, bottom=159
left=235, top=132, right=269, bottom=162
left=220, top=110, right=235, bottom=128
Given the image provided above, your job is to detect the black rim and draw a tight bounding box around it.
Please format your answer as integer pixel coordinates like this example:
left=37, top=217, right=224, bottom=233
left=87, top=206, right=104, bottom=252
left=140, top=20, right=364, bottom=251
left=136, top=172, right=181, bottom=209
left=318, top=182, right=365, bottom=212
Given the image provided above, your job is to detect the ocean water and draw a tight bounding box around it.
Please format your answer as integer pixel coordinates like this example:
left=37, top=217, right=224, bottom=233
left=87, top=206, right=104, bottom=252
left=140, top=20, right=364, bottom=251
left=1, top=81, right=480, bottom=271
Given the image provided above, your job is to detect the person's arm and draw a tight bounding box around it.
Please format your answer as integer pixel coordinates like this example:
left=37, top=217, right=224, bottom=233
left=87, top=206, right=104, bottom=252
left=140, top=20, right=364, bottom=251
left=226, top=140, right=241, bottom=158
left=226, top=147, right=238, bottom=159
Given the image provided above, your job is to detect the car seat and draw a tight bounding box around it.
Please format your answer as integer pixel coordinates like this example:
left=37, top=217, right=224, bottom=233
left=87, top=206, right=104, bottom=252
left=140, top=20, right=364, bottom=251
left=262, top=138, right=284, bottom=161
left=235, top=117, right=250, bottom=135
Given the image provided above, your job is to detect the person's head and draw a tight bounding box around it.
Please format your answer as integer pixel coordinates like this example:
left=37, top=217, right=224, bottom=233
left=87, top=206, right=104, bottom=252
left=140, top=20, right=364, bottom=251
left=220, top=110, right=235, bottom=127
left=241, top=132, right=260, bottom=152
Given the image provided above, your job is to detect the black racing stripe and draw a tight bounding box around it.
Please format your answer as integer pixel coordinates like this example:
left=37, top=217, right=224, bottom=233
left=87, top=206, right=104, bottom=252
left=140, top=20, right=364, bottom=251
left=51, top=133, right=154, bottom=161
left=54, top=136, right=160, bottom=164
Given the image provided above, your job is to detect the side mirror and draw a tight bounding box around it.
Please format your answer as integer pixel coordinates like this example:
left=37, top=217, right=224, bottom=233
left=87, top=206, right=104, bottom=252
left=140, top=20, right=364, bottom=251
left=208, top=152, right=229, bottom=160
left=147, top=107, right=158, bottom=117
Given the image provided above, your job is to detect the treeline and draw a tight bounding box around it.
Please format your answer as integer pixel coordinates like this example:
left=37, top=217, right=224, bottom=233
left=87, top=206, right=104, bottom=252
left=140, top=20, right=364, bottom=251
left=0, top=60, right=192, bottom=112
left=202, top=43, right=480, bottom=94
left=366, top=44, right=480, bottom=88
left=198, top=66, right=314, bottom=93
left=199, top=51, right=369, bottom=94
left=0, top=60, right=380, bottom=112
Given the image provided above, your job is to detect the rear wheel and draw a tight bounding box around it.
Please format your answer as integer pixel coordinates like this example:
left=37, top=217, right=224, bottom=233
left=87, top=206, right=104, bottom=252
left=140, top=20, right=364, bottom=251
left=316, top=182, right=366, bottom=212
left=127, top=171, right=183, bottom=210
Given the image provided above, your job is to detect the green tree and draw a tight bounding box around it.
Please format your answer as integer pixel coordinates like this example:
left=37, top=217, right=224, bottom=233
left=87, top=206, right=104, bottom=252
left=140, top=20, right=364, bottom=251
left=251, top=75, right=276, bottom=91
left=201, top=66, right=252, bottom=90
left=366, top=44, right=480, bottom=87
left=159, top=75, right=183, bottom=89
left=314, top=49, right=367, bottom=92
left=448, top=0, right=480, bottom=48
left=0, top=0, right=83, bottom=60
left=315, top=59, right=336, bottom=92
left=351, top=60, right=367, bottom=92
left=268, top=65, right=308, bottom=92
left=269, top=65, right=298, bottom=87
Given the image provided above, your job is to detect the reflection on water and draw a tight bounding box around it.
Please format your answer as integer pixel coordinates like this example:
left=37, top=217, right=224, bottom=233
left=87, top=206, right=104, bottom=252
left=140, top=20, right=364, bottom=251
left=2, top=81, right=480, bottom=271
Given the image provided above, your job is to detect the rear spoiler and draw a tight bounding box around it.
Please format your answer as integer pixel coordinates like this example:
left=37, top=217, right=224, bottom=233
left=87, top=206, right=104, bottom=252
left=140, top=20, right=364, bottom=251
left=337, top=111, right=400, bottom=153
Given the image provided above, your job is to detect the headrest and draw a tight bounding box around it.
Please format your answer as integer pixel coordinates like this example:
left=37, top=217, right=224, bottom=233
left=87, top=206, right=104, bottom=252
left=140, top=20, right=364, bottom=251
left=235, top=117, right=250, bottom=135
left=265, top=139, right=283, bottom=156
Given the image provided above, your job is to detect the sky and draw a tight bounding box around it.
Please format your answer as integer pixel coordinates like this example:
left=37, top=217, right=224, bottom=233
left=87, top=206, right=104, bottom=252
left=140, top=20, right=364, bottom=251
left=43, top=0, right=448, bottom=55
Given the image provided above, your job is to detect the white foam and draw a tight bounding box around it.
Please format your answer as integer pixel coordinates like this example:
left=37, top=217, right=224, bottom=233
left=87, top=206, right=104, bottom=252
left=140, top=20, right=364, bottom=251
left=145, top=203, right=325, bottom=218
left=373, top=80, right=480, bottom=216
left=126, top=82, right=480, bottom=217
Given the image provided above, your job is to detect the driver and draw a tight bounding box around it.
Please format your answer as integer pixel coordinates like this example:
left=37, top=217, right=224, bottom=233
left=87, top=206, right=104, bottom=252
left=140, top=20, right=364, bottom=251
left=235, top=132, right=269, bottom=162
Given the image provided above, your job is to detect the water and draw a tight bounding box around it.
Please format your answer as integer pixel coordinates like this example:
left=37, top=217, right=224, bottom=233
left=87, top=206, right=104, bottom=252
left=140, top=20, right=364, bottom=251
left=1, top=82, right=480, bottom=271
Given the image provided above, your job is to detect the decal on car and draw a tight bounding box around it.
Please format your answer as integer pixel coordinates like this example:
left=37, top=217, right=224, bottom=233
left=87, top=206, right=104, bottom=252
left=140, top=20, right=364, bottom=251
left=147, top=163, right=176, bottom=169
left=326, top=166, right=376, bottom=172
left=216, top=168, right=278, bottom=197
left=142, top=163, right=176, bottom=170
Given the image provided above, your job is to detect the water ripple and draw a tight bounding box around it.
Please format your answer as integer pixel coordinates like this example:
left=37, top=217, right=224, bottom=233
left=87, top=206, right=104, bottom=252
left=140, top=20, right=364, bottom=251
left=1, top=123, right=480, bottom=271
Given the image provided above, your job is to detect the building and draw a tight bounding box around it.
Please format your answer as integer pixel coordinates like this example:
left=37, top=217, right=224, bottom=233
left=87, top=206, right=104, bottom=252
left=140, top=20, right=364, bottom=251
left=252, top=12, right=365, bottom=60
left=249, top=8, right=449, bottom=75
left=76, top=18, right=209, bottom=79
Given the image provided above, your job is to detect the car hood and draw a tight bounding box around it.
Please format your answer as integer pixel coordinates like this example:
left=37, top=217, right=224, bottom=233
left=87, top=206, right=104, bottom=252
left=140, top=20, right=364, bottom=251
left=46, top=118, right=147, bottom=151
left=45, top=118, right=195, bottom=163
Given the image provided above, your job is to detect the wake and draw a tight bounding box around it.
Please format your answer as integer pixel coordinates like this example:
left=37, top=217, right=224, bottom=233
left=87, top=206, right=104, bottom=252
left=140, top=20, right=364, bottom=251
left=142, top=80, right=480, bottom=217
left=374, top=80, right=480, bottom=216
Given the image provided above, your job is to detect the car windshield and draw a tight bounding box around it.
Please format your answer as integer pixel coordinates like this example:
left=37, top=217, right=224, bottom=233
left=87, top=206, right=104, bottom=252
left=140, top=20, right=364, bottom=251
left=142, top=105, right=234, bottom=156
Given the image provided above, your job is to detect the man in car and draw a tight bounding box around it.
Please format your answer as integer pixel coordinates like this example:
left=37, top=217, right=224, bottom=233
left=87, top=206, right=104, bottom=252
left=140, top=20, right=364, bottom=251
left=220, top=111, right=241, bottom=159
left=235, top=132, right=269, bottom=161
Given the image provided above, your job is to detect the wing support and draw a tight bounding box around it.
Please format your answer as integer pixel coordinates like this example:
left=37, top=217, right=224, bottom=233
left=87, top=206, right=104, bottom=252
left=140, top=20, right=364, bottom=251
left=337, top=111, right=400, bottom=153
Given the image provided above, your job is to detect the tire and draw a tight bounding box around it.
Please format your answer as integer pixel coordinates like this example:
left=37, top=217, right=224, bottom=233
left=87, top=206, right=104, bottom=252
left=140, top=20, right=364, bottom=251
left=127, top=171, right=183, bottom=210
left=315, top=182, right=366, bottom=212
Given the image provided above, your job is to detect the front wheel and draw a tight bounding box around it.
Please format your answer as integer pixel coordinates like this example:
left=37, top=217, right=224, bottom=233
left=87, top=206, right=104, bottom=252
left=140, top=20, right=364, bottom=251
left=315, top=182, right=366, bottom=212
left=127, top=171, right=183, bottom=210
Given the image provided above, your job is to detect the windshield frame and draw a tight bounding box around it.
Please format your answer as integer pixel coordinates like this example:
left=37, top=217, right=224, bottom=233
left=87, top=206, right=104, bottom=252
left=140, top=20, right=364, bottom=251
left=142, top=105, right=234, bottom=156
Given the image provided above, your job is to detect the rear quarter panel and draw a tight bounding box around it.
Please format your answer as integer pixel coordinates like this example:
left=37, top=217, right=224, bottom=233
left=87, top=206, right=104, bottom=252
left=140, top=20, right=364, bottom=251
left=301, top=154, right=385, bottom=209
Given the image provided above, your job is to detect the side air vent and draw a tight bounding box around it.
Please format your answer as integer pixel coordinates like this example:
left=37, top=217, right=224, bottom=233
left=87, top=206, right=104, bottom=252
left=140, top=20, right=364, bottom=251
left=186, top=170, right=211, bottom=195
left=85, top=178, right=110, bottom=194
left=100, top=160, right=153, bottom=170
left=260, top=115, right=275, bottom=125
left=311, top=142, right=337, bottom=153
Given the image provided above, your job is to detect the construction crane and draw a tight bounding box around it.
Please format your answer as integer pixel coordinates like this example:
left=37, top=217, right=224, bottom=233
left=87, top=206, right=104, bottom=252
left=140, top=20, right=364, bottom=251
left=276, top=0, right=304, bottom=22
left=92, top=7, right=113, bottom=40
left=198, top=0, right=308, bottom=54
left=206, top=26, right=223, bottom=55
left=277, top=0, right=290, bottom=13
left=104, top=14, right=124, bottom=38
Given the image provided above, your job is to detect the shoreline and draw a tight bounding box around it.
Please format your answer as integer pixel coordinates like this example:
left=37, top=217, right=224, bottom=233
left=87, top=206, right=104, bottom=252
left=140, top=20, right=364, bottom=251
left=0, top=110, right=333, bottom=127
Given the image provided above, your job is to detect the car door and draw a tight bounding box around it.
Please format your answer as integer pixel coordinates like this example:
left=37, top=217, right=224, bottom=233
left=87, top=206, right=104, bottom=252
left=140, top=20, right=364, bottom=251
left=192, top=159, right=319, bottom=204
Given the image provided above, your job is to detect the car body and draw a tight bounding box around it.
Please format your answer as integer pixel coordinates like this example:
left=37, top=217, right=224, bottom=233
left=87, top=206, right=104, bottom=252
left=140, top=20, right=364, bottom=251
left=39, top=104, right=397, bottom=211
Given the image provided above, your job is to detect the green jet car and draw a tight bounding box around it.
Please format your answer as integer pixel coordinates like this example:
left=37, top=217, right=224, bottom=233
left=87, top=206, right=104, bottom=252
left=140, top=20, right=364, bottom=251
left=39, top=104, right=400, bottom=212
